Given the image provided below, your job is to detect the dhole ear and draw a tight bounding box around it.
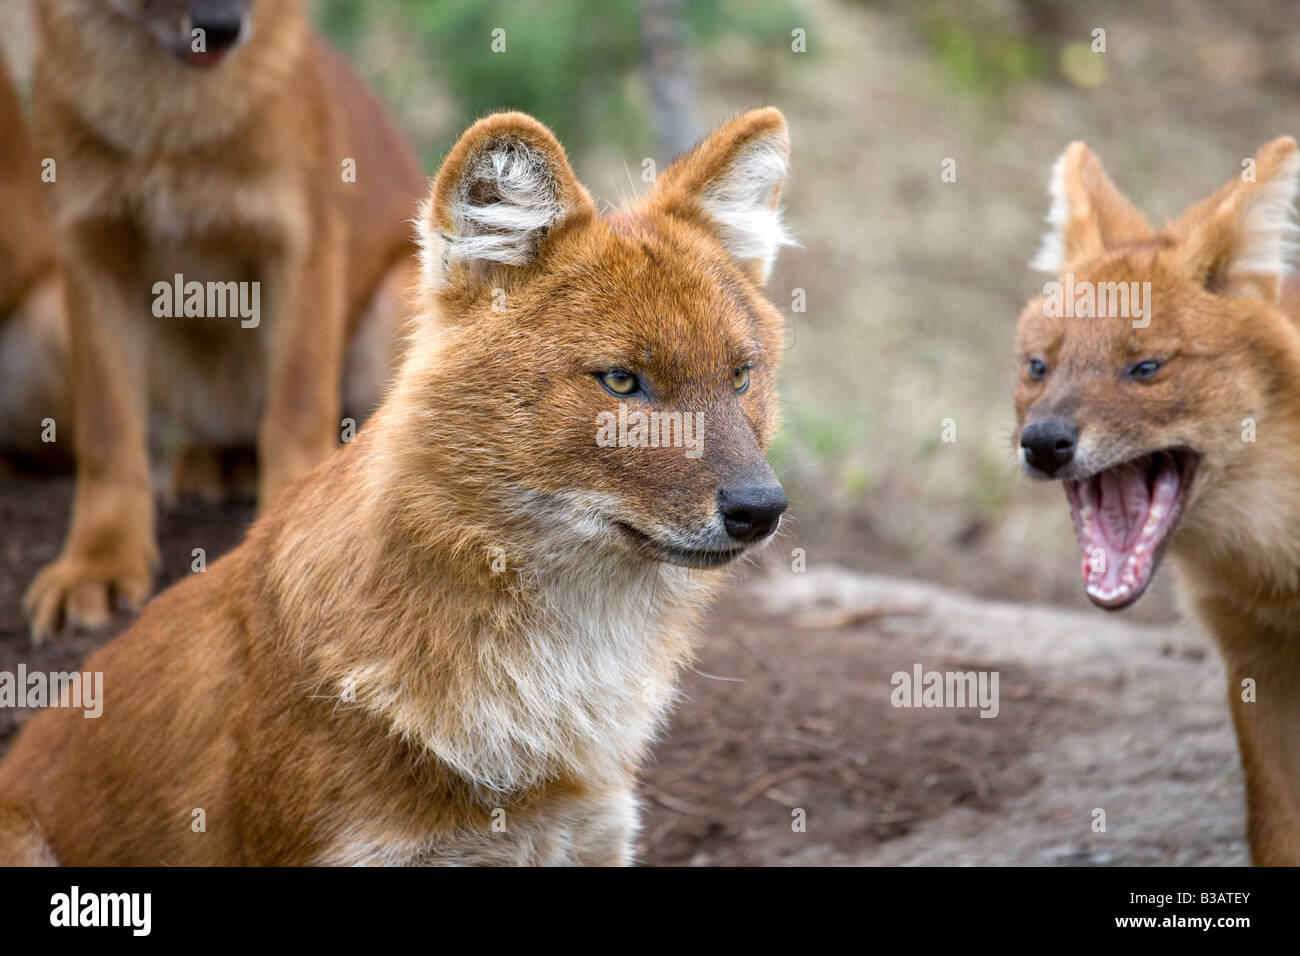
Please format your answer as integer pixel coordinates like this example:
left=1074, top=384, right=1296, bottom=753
left=652, top=107, right=794, bottom=285
left=418, top=112, right=596, bottom=285
left=1030, top=141, right=1154, bottom=273
left=1168, top=136, right=1300, bottom=302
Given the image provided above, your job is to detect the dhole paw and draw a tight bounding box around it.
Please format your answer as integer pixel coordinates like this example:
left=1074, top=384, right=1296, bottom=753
left=23, top=556, right=154, bottom=646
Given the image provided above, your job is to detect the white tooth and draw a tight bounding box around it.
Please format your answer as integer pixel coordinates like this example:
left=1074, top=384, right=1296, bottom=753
left=1119, top=584, right=1130, bottom=595
left=1149, top=506, right=1164, bottom=520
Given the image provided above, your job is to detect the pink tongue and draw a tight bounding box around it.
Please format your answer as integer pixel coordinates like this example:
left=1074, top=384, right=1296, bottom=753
left=1068, top=457, right=1180, bottom=603
left=1096, top=464, right=1148, bottom=552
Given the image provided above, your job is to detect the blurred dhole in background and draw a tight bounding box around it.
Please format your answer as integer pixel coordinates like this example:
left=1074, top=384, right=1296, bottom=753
left=3, top=0, right=1298, bottom=865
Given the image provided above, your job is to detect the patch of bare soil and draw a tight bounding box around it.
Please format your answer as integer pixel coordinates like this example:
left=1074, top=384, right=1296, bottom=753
left=0, top=470, right=253, bottom=743
left=640, top=564, right=1247, bottom=866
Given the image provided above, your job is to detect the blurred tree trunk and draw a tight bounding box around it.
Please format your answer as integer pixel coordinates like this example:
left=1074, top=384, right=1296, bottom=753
left=639, top=0, right=699, bottom=160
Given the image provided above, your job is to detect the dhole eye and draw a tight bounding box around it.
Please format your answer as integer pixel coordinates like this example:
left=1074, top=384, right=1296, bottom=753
left=1128, top=359, right=1163, bottom=381
left=733, top=366, right=751, bottom=393
left=599, top=370, right=639, bottom=396
left=1027, top=358, right=1047, bottom=381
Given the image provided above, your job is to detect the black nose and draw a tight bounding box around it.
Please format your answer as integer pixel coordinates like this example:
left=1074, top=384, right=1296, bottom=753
left=718, top=484, right=787, bottom=543
left=191, top=12, right=245, bottom=52
left=1020, top=420, right=1078, bottom=476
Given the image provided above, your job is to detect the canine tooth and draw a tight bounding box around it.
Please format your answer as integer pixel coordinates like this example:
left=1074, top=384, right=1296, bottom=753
left=1149, top=506, right=1164, bottom=520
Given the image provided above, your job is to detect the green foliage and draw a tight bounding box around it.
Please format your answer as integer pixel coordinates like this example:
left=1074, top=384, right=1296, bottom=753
left=970, top=448, right=1014, bottom=519
left=406, top=0, right=646, bottom=154
left=917, top=4, right=1047, bottom=99
left=316, top=0, right=808, bottom=161
left=771, top=404, right=875, bottom=498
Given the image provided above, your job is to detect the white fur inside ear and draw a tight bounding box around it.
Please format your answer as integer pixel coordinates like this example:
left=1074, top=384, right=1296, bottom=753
left=1029, top=149, right=1070, bottom=273
left=420, top=139, right=566, bottom=282
left=700, top=135, right=794, bottom=281
left=1226, top=149, right=1300, bottom=280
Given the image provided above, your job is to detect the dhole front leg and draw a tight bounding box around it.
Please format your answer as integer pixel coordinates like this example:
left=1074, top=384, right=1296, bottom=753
left=257, top=219, right=346, bottom=509
left=1222, top=652, right=1300, bottom=865
left=24, top=237, right=156, bottom=643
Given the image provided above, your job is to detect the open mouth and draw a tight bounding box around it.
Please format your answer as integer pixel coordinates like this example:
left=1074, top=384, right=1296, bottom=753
left=1063, top=449, right=1198, bottom=610
left=614, top=522, right=744, bottom=569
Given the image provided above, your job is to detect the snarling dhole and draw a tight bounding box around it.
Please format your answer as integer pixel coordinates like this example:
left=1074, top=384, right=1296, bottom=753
left=1015, top=136, right=1300, bottom=864
left=0, top=108, right=794, bottom=865
left=23, top=0, right=424, bottom=643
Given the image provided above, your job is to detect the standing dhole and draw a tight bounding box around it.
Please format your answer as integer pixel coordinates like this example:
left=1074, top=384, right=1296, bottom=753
left=0, top=107, right=794, bottom=865
left=1015, top=136, right=1300, bottom=864
left=24, top=0, right=424, bottom=643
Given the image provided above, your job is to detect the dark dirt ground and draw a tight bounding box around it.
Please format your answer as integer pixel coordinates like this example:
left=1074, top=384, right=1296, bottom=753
left=0, top=466, right=1248, bottom=866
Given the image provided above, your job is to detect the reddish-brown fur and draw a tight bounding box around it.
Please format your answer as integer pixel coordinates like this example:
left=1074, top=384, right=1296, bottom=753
left=0, top=58, right=55, bottom=315
left=0, top=56, right=68, bottom=466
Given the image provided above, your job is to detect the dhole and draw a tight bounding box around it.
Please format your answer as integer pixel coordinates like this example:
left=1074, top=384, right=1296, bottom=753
left=0, top=107, right=794, bottom=865
left=23, top=0, right=424, bottom=642
left=1014, top=136, right=1300, bottom=864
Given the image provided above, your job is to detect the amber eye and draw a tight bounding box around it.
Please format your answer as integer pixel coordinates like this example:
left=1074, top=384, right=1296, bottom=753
left=733, top=366, right=751, bottom=393
left=600, top=370, right=639, bottom=396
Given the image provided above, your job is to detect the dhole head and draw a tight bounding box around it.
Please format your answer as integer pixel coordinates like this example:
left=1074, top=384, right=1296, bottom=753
left=1014, top=136, right=1300, bottom=609
left=408, top=109, right=794, bottom=569
left=103, top=0, right=259, bottom=66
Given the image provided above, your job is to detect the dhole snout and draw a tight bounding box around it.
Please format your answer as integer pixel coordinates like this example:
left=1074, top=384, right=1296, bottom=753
left=596, top=386, right=789, bottom=568
left=1018, top=419, right=1077, bottom=477
left=108, top=0, right=254, bottom=66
